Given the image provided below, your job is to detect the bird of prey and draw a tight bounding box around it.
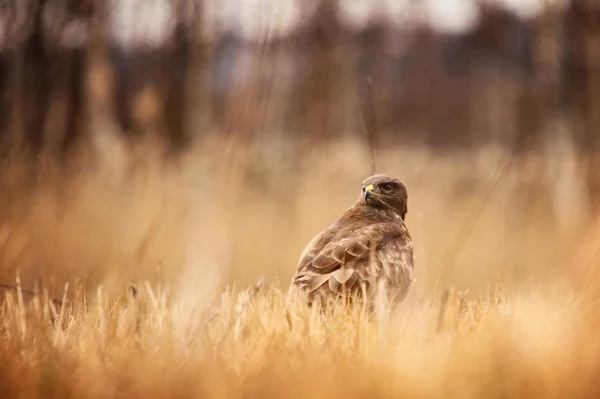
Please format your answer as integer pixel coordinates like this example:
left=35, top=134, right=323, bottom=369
left=289, top=174, right=415, bottom=307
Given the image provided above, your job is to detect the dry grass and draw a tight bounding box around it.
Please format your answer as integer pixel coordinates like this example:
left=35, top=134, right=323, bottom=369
left=1, top=135, right=600, bottom=398
left=0, top=278, right=598, bottom=398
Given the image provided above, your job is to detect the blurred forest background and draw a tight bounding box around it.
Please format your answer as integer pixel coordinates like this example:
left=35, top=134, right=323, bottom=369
left=0, top=0, right=598, bottom=299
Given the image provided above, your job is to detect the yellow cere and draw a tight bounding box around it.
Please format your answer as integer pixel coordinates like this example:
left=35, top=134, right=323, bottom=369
left=366, top=184, right=378, bottom=195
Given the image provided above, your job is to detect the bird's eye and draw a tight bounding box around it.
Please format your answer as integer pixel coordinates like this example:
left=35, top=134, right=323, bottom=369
left=381, top=183, right=393, bottom=193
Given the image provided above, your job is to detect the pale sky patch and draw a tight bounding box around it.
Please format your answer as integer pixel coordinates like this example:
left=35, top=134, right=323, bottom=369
left=491, top=0, right=570, bottom=19
left=107, top=0, right=573, bottom=46
left=337, top=0, right=381, bottom=31
left=423, top=0, right=481, bottom=34
left=108, top=0, right=176, bottom=51
left=209, top=0, right=317, bottom=41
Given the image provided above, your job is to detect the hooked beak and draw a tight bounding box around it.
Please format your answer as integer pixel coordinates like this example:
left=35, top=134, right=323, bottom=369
left=364, top=184, right=376, bottom=201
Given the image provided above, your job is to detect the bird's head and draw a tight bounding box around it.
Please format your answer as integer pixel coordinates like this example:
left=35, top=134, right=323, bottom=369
left=357, top=174, right=408, bottom=220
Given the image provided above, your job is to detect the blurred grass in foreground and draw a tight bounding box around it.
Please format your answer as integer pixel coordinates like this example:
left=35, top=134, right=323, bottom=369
left=0, top=278, right=598, bottom=398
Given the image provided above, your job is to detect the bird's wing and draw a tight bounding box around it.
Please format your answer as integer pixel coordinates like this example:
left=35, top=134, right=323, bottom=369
left=293, top=224, right=338, bottom=275
left=291, top=221, right=412, bottom=300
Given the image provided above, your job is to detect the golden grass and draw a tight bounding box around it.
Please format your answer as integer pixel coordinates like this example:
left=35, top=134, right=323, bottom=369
left=1, top=135, right=600, bottom=398
left=0, top=279, right=598, bottom=398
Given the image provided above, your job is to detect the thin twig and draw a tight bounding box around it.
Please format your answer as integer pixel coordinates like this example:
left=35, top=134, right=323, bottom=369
left=360, top=76, right=378, bottom=175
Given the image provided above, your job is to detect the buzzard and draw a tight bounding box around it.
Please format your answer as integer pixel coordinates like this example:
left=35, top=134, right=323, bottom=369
left=289, top=174, right=415, bottom=307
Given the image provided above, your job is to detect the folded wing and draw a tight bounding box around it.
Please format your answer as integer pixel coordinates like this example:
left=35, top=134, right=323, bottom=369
left=291, top=221, right=413, bottom=303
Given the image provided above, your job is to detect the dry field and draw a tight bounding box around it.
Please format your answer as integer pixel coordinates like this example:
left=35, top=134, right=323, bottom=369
left=1, top=134, right=600, bottom=398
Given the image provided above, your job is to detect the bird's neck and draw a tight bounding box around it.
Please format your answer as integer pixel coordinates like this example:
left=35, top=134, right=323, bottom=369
left=346, top=203, right=401, bottom=223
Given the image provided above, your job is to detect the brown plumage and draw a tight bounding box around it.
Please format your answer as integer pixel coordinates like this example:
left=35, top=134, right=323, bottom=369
left=289, top=174, right=415, bottom=307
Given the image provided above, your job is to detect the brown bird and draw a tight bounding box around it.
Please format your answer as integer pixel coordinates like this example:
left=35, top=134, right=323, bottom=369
left=289, top=174, right=415, bottom=307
